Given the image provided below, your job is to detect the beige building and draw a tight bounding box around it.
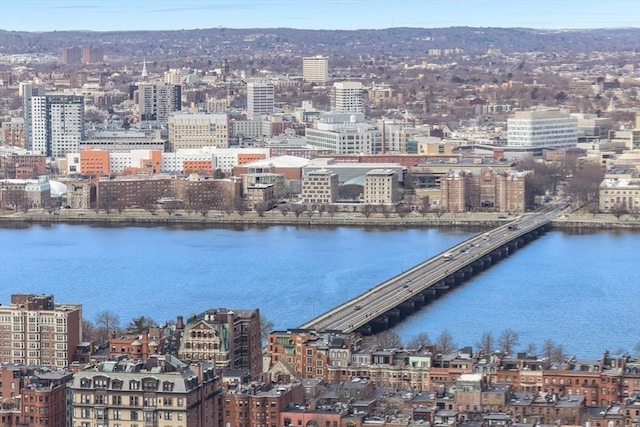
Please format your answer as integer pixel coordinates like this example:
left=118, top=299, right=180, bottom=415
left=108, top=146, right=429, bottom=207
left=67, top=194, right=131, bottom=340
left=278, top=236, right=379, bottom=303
left=599, top=176, right=640, bottom=213
left=168, top=112, right=229, bottom=150
left=70, top=357, right=220, bottom=427
left=302, top=55, right=329, bottom=84
left=0, top=294, right=82, bottom=368
left=363, top=169, right=399, bottom=204
left=301, top=169, right=338, bottom=204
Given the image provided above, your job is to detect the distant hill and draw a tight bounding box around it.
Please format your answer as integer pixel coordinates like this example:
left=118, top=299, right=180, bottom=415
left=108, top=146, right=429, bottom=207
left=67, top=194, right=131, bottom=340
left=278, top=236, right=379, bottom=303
left=0, top=27, right=638, bottom=58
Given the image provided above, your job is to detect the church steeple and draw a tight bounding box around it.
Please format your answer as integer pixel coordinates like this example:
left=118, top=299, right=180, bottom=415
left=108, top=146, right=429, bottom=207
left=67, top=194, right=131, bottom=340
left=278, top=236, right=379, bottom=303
left=141, top=59, right=148, bottom=79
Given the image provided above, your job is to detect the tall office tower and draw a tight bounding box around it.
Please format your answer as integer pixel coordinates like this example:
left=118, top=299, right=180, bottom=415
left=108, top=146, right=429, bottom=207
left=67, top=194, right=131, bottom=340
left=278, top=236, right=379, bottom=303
left=30, top=95, right=84, bottom=158
left=0, top=294, right=82, bottom=367
left=20, top=82, right=46, bottom=150
left=246, top=81, right=274, bottom=120
left=136, top=83, right=182, bottom=126
left=81, top=46, right=104, bottom=64
left=61, top=46, right=82, bottom=65
left=507, top=107, right=578, bottom=153
left=332, top=81, right=364, bottom=113
left=303, top=55, right=329, bottom=84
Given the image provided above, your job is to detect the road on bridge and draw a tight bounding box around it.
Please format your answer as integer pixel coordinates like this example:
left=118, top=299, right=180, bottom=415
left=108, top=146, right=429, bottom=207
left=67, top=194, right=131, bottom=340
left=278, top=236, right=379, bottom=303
left=301, top=203, right=566, bottom=333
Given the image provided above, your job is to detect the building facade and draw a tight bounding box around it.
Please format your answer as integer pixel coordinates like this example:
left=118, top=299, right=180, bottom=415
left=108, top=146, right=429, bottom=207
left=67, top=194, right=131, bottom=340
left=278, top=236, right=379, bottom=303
left=29, top=95, right=84, bottom=158
left=363, top=169, right=399, bottom=204
left=506, top=107, right=578, bottom=154
left=301, top=169, right=338, bottom=204
left=134, top=83, right=182, bottom=126
left=0, top=294, right=82, bottom=368
left=331, top=81, right=364, bottom=114
left=168, top=112, right=229, bottom=150
left=246, top=81, right=274, bottom=120
left=302, top=55, right=329, bottom=84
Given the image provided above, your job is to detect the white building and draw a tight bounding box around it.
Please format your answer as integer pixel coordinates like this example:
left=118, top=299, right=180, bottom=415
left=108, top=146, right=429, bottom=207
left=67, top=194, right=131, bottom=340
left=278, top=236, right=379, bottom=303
left=363, top=169, right=400, bottom=204
left=30, top=95, right=84, bottom=158
left=332, top=81, right=364, bottom=114
left=506, top=107, right=578, bottom=155
left=168, top=112, right=229, bottom=149
left=159, top=147, right=271, bottom=174
left=247, top=81, right=274, bottom=120
left=305, top=114, right=382, bottom=154
left=303, top=55, right=329, bottom=84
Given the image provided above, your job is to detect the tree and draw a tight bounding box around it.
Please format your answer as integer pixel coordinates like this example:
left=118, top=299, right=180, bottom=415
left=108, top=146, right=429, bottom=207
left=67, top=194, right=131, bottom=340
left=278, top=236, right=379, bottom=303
left=260, top=315, right=274, bottom=345
left=418, top=197, right=431, bottom=217
left=326, top=204, right=338, bottom=218
left=255, top=202, right=269, bottom=217
left=435, top=330, right=456, bottom=354
left=611, top=204, right=629, bottom=219
left=405, top=332, right=431, bottom=350
left=82, top=320, right=97, bottom=344
left=524, top=342, right=537, bottom=355
left=373, top=330, right=402, bottom=349
left=542, top=339, right=557, bottom=359
left=361, top=204, right=375, bottom=218
left=550, top=344, right=567, bottom=364
left=564, top=163, right=605, bottom=207
left=292, top=204, right=305, bottom=218
left=279, top=205, right=290, bottom=217
left=476, top=331, right=495, bottom=355
left=95, top=310, right=120, bottom=345
left=128, top=316, right=157, bottom=334
left=395, top=203, right=411, bottom=218
left=235, top=198, right=247, bottom=216
left=498, top=329, right=520, bottom=355
left=213, top=168, right=225, bottom=179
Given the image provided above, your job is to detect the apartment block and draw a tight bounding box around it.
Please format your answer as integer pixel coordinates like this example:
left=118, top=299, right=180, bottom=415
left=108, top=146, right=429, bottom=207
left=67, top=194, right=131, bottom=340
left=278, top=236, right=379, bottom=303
left=0, top=153, right=46, bottom=179
left=178, top=308, right=262, bottom=380
left=246, top=81, right=274, bottom=120
left=0, top=294, right=82, bottom=368
left=331, top=81, right=364, bottom=114
left=70, top=357, right=220, bottom=427
left=133, top=83, right=181, bottom=126
left=1, top=118, right=25, bottom=149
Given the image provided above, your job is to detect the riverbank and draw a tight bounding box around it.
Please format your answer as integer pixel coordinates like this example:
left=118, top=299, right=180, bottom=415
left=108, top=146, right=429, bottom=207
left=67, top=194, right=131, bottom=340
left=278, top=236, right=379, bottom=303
left=1, top=208, right=638, bottom=230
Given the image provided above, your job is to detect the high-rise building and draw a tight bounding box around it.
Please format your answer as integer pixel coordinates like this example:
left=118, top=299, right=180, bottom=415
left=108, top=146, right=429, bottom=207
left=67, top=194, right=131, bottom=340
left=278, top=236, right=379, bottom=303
left=0, top=294, right=82, bottom=368
left=61, top=46, right=82, bottom=65
left=20, top=82, right=46, bottom=150
left=246, top=81, right=274, bottom=120
left=29, top=95, right=84, bottom=158
left=134, top=83, right=182, bottom=126
left=302, top=55, right=329, bottom=84
left=168, top=112, right=229, bottom=150
left=82, top=46, right=104, bottom=64
left=506, top=107, right=578, bottom=155
left=331, top=81, right=364, bottom=113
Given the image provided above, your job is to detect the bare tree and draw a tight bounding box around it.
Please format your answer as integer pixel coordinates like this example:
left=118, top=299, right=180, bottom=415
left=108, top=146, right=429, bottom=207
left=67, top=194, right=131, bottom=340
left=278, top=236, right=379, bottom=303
left=435, top=330, right=456, bottom=354
left=373, top=330, right=403, bottom=349
left=524, top=342, right=537, bottom=355
left=326, top=204, right=338, bottom=218
left=292, top=204, right=305, bottom=218
left=279, top=205, right=290, bottom=217
left=95, top=310, right=120, bottom=345
left=235, top=198, right=247, bottom=216
left=542, top=339, right=557, bottom=359
left=255, top=202, right=269, bottom=217
left=476, top=331, right=495, bottom=355
left=405, top=332, right=431, bottom=350
left=498, top=329, right=520, bottom=355
left=361, top=204, right=375, bottom=218
left=418, top=197, right=431, bottom=217
left=395, top=203, right=411, bottom=218
left=611, top=203, right=629, bottom=220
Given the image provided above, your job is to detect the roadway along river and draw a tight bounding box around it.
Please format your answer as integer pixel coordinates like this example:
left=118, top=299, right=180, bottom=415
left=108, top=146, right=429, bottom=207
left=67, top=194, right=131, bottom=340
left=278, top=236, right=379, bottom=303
left=0, top=224, right=637, bottom=358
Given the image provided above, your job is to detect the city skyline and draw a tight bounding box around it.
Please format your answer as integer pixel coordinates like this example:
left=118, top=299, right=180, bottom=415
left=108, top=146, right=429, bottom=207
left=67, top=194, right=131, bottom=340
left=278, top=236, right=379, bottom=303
left=0, top=0, right=639, bottom=32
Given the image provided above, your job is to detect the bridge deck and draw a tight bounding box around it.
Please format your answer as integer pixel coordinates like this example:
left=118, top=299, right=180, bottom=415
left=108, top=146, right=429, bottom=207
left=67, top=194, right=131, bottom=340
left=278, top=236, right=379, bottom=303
left=301, top=206, right=563, bottom=333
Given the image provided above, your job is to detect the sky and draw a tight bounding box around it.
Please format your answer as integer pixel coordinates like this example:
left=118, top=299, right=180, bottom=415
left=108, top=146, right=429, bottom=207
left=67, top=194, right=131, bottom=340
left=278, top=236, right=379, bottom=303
left=0, top=0, right=638, bottom=32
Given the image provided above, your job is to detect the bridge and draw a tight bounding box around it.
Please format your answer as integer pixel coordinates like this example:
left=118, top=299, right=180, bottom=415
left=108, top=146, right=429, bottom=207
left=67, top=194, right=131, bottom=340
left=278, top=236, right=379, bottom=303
left=300, top=204, right=566, bottom=334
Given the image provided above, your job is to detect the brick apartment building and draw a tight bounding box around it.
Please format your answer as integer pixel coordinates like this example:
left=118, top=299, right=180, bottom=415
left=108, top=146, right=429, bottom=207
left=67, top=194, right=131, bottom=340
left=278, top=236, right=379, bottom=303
left=0, top=365, right=73, bottom=427
left=440, top=168, right=526, bottom=212
left=178, top=309, right=262, bottom=380
left=0, top=294, right=82, bottom=368
left=0, top=154, right=46, bottom=179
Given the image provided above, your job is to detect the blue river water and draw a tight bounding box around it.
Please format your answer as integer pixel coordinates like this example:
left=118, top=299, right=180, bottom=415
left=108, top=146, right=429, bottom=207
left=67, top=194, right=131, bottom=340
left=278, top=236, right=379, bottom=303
left=0, top=223, right=638, bottom=358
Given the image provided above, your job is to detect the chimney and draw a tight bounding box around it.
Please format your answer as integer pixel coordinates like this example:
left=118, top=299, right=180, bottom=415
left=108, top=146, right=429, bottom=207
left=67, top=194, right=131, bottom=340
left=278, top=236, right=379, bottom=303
left=176, top=316, right=184, bottom=330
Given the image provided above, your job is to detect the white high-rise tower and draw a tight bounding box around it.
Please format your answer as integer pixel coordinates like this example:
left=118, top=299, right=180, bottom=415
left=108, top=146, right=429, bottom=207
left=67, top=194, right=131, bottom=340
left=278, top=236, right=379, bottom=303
left=247, top=81, right=274, bottom=120
left=332, top=81, right=364, bottom=114
left=303, top=55, right=329, bottom=84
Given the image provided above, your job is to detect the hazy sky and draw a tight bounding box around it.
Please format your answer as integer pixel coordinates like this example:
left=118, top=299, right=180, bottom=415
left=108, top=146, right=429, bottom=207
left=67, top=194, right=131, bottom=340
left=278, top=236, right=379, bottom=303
left=1, top=0, right=638, bottom=32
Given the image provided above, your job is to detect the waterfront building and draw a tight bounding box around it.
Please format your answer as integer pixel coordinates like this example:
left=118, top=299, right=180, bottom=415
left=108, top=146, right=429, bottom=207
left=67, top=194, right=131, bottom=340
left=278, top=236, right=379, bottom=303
left=301, top=169, right=338, bottom=204
left=331, top=81, right=364, bottom=114
left=363, top=169, right=400, bottom=205
left=304, top=157, right=406, bottom=185
left=440, top=168, right=526, bottom=213
left=246, top=81, right=274, bottom=120
left=70, top=357, right=220, bottom=427
left=302, top=55, right=329, bottom=84
left=241, top=168, right=286, bottom=199
left=178, top=308, right=262, bottom=380
left=168, top=112, right=229, bottom=150
left=65, top=181, right=95, bottom=209
left=599, top=168, right=640, bottom=213
left=0, top=294, right=81, bottom=368
left=245, top=183, right=276, bottom=210
left=0, top=176, right=52, bottom=210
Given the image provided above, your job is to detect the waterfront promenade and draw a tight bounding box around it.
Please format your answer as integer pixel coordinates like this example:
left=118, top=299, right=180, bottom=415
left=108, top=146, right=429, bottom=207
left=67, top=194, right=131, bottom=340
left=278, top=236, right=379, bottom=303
left=1, top=207, right=639, bottom=230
